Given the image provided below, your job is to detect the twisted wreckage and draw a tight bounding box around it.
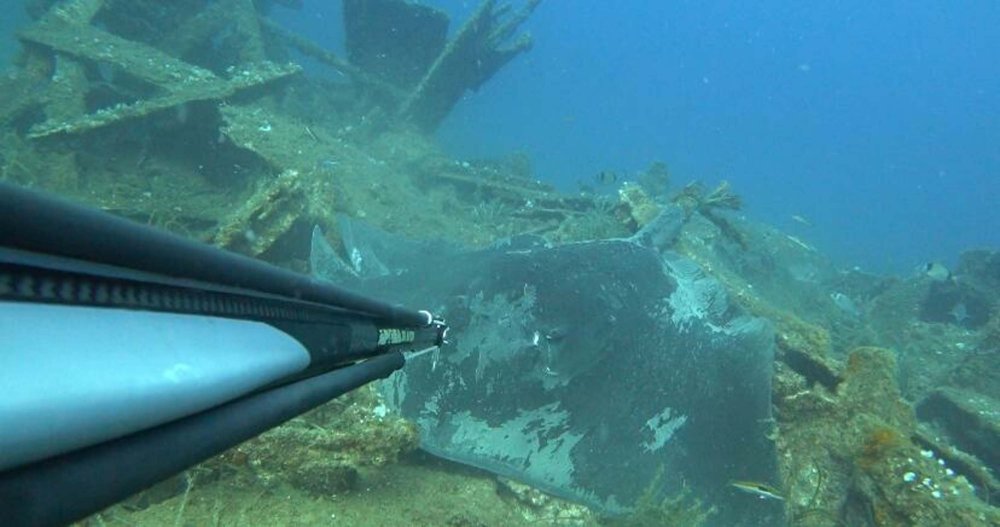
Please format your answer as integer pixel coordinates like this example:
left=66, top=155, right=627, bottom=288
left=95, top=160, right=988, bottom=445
left=3, top=0, right=549, bottom=257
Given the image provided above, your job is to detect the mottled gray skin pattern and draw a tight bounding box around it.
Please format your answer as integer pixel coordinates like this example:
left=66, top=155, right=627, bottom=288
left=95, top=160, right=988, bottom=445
left=312, top=208, right=782, bottom=526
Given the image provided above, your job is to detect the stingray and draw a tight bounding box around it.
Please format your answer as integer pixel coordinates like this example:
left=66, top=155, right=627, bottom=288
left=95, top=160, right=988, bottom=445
left=311, top=206, right=781, bottom=526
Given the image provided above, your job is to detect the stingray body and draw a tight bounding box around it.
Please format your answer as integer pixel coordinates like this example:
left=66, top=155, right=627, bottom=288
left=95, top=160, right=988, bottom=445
left=311, top=207, right=781, bottom=525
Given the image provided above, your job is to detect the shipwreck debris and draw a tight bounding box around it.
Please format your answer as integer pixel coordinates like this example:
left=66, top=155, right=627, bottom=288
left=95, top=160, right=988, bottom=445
left=19, top=7, right=299, bottom=139
left=396, top=0, right=541, bottom=131
left=343, top=0, right=450, bottom=90
left=339, top=0, right=543, bottom=131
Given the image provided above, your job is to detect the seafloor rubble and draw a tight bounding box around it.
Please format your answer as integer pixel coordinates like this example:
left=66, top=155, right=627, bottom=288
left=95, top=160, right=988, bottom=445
left=1, top=1, right=997, bottom=526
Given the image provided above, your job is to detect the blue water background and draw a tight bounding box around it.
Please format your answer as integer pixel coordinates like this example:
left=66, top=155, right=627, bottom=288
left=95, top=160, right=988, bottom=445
left=274, top=1, right=999, bottom=274
left=4, top=2, right=997, bottom=273
left=0, top=9, right=29, bottom=66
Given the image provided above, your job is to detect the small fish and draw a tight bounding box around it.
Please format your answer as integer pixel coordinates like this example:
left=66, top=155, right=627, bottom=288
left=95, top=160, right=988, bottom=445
left=791, top=214, right=812, bottom=227
left=595, top=170, right=619, bottom=185
left=830, top=292, right=860, bottom=317
left=923, top=262, right=951, bottom=282
left=785, top=234, right=816, bottom=253
left=730, top=480, right=785, bottom=501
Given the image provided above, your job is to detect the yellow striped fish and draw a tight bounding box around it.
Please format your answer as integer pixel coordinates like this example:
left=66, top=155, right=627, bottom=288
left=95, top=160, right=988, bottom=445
left=730, top=480, right=785, bottom=501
